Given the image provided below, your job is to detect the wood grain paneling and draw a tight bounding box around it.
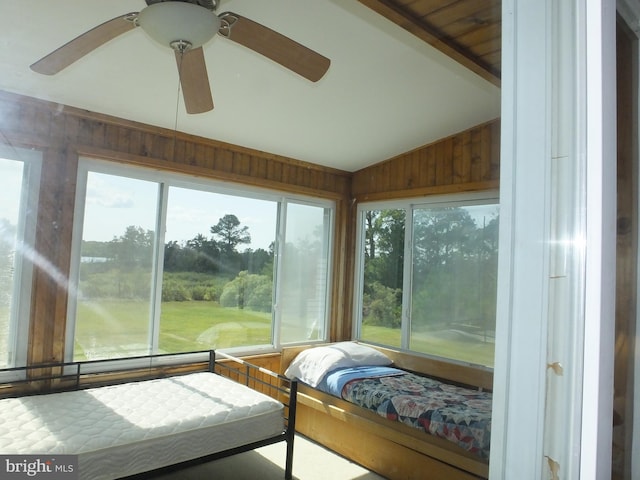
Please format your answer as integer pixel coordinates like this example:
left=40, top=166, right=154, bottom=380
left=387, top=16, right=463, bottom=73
left=28, top=147, right=78, bottom=366
left=352, top=119, right=500, bottom=201
left=358, top=0, right=501, bottom=87
left=613, top=20, right=637, bottom=480
left=0, top=91, right=351, bottom=199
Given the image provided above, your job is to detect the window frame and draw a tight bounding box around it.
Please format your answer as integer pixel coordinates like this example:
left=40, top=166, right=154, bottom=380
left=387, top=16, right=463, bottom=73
left=0, top=146, right=42, bottom=372
left=353, top=190, right=499, bottom=366
left=66, top=157, right=334, bottom=366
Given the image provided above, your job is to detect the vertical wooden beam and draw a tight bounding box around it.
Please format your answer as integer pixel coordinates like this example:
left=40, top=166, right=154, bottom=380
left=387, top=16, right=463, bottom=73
left=28, top=147, right=77, bottom=365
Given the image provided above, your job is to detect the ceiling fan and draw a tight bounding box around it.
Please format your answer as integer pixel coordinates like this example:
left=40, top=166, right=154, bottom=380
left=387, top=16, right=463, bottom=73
left=30, top=0, right=331, bottom=114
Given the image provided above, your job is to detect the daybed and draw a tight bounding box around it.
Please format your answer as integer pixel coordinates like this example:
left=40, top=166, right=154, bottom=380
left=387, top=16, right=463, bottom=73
left=0, top=350, right=297, bottom=480
left=281, top=342, right=492, bottom=480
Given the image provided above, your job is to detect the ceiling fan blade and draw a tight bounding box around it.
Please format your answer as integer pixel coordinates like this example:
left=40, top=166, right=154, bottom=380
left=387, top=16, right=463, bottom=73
left=219, top=12, right=330, bottom=82
left=175, top=47, right=214, bottom=114
left=30, top=13, right=138, bottom=75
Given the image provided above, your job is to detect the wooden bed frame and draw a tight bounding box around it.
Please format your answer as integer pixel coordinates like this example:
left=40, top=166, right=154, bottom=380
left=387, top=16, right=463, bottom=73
left=0, top=350, right=298, bottom=480
left=280, top=343, right=492, bottom=480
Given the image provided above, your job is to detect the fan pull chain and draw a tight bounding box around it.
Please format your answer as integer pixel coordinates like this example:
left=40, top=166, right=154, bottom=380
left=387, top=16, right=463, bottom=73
left=172, top=50, right=185, bottom=160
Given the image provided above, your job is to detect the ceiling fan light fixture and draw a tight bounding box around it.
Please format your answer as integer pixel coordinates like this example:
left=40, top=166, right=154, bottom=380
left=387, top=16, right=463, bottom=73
left=137, top=2, right=221, bottom=50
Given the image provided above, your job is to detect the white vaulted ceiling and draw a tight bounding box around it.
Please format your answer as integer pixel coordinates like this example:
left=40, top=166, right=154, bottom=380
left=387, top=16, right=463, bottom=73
left=0, top=0, right=500, bottom=172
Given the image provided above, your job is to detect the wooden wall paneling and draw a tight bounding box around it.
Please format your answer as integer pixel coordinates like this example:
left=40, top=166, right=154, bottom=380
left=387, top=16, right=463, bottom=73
left=34, top=105, right=52, bottom=139
left=230, top=151, right=246, bottom=176
left=215, top=147, right=232, bottom=173
left=63, top=114, right=80, bottom=145
left=180, top=136, right=194, bottom=165
left=351, top=119, right=500, bottom=202
left=308, top=168, right=319, bottom=191
left=127, top=128, right=143, bottom=157
left=452, top=130, right=469, bottom=184
left=267, top=158, right=280, bottom=183
left=420, top=143, right=436, bottom=188
left=0, top=96, right=22, bottom=135
left=329, top=197, right=355, bottom=341
left=90, top=121, right=105, bottom=147
left=153, top=133, right=174, bottom=162
left=297, top=165, right=310, bottom=187
left=199, top=142, right=214, bottom=170
left=48, top=111, right=66, bottom=143
left=281, top=161, right=292, bottom=185
left=29, top=147, right=78, bottom=365
left=295, top=404, right=483, bottom=480
left=407, top=150, right=420, bottom=188
left=489, top=120, right=500, bottom=178
left=449, top=10, right=500, bottom=43
left=252, top=155, right=267, bottom=179
left=103, top=124, right=119, bottom=151
left=469, top=127, right=483, bottom=181
left=434, top=137, right=451, bottom=185
left=358, top=0, right=501, bottom=87
left=116, top=126, right=130, bottom=153
left=425, top=0, right=494, bottom=27
left=613, top=20, right=637, bottom=479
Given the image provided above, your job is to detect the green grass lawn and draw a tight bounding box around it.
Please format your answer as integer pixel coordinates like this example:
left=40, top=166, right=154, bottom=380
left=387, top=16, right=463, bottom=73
left=361, top=324, right=494, bottom=367
left=74, top=300, right=271, bottom=360
left=73, top=300, right=493, bottom=367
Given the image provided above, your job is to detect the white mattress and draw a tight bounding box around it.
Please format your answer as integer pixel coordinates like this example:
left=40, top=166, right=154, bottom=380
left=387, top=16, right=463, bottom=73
left=0, top=372, right=285, bottom=479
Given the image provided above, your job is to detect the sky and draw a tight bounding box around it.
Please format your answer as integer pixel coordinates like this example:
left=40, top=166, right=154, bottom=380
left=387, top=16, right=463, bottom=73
left=0, top=158, right=278, bottom=250
left=2, top=155, right=331, bottom=253
left=83, top=171, right=279, bottom=250
left=0, top=157, right=24, bottom=228
left=2, top=155, right=495, bottom=254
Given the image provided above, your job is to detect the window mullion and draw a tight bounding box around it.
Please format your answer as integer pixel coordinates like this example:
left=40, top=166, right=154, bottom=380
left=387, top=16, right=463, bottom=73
left=64, top=164, right=89, bottom=362
left=401, top=205, right=413, bottom=350
left=272, top=199, right=286, bottom=348
left=149, top=183, right=168, bottom=354
left=352, top=208, right=366, bottom=340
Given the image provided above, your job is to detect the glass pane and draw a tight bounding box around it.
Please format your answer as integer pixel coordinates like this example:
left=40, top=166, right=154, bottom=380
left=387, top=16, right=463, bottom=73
left=160, top=188, right=277, bottom=351
left=359, top=209, right=405, bottom=348
left=74, top=172, right=159, bottom=360
left=279, top=203, right=331, bottom=343
left=0, top=159, right=25, bottom=367
left=410, top=204, right=499, bottom=366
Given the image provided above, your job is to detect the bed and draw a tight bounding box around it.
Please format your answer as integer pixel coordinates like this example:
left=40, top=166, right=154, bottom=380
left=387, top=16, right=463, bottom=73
left=0, top=350, right=297, bottom=480
left=281, top=342, right=492, bottom=480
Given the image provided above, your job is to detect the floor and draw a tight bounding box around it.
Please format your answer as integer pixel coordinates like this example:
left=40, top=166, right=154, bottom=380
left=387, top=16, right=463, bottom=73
left=144, top=434, right=387, bottom=480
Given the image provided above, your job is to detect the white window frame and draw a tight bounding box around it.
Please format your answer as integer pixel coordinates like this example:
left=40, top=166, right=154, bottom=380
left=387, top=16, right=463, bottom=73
left=491, top=0, right=617, bottom=478
left=0, top=146, right=42, bottom=372
left=353, top=190, right=499, bottom=364
left=273, top=197, right=334, bottom=348
left=67, top=157, right=334, bottom=366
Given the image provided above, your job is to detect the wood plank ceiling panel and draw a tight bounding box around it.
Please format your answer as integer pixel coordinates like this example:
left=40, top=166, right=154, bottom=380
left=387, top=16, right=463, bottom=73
left=358, top=0, right=501, bottom=86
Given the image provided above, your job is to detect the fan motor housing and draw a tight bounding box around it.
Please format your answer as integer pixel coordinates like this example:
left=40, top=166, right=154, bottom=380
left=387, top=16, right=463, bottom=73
left=145, top=0, right=217, bottom=11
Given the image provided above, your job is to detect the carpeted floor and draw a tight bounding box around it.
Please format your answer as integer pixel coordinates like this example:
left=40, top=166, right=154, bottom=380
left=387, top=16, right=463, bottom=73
left=143, top=434, right=386, bottom=480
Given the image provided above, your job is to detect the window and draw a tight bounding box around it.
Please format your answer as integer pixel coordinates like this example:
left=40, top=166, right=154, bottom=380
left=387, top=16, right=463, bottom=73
left=67, top=159, right=333, bottom=361
left=355, top=193, right=499, bottom=367
left=0, top=147, right=41, bottom=368
left=70, top=171, right=159, bottom=360
left=278, top=202, right=332, bottom=343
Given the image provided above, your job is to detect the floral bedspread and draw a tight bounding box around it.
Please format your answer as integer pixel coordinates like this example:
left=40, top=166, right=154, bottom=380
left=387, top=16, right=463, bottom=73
left=341, top=372, right=492, bottom=459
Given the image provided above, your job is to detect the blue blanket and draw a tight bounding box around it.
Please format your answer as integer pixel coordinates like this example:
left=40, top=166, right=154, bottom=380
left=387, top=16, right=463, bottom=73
left=315, top=366, right=404, bottom=397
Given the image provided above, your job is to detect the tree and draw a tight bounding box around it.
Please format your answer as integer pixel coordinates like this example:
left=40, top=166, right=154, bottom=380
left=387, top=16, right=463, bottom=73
left=0, top=219, right=16, bottom=309
left=364, top=209, right=405, bottom=290
left=110, top=225, right=154, bottom=269
left=210, top=214, right=251, bottom=254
